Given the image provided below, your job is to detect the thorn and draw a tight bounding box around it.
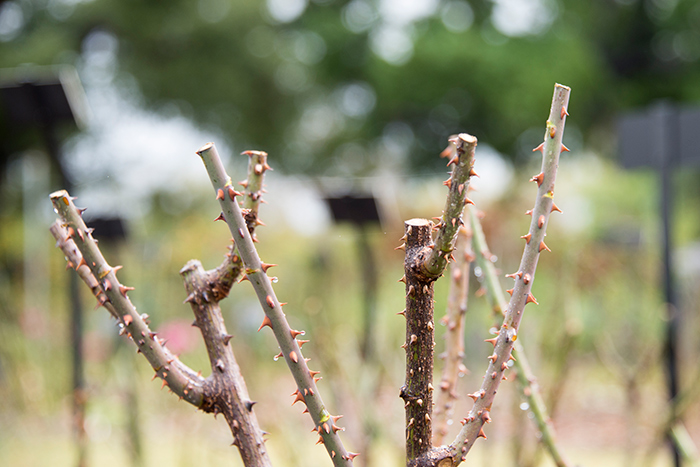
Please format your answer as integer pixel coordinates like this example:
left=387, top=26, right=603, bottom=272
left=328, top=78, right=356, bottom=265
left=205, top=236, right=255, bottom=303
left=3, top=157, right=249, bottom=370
left=447, top=153, right=460, bottom=167
left=561, top=106, right=569, bottom=119
left=526, top=293, right=539, bottom=305
left=309, top=370, right=321, bottom=378
left=122, top=314, right=133, bottom=326
left=487, top=354, right=497, bottom=363
left=532, top=142, right=544, bottom=152
left=291, top=390, right=306, bottom=406
left=443, top=178, right=452, bottom=189
left=522, top=273, right=531, bottom=284
left=538, top=215, right=545, bottom=228
left=398, top=275, right=406, bottom=283
left=475, top=287, right=486, bottom=298
left=394, top=243, right=406, bottom=251
left=223, top=334, right=234, bottom=345
left=316, top=435, right=324, bottom=445
left=506, top=288, right=513, bottom=296
left=530, top=172, right=544, bottom=187
left=261, top=262, right=277, bottom=273
left=257, top=315, right=273, bottom=332
left=214, top=212, right=225, bottom=222
left=345, top=452, right=359, bottom=461
left=469, top=167, right=479, bottom=177
left=265, top=295, right=275, bottom=308
left=485, top=337, right=498, bottom=347
left=245, top=400, right=257, bottom=412
left=561, top=143, right=570, bottom=152
left=239, top=179, right=249, bottom=188
left=290, top=329, right=305, bottom=339
left=397, top=309, right=406, bottom=317
left=465, top=198, right=475, bottom=205
left=289, top=351, right=298, bottom=363
left=184, top=293, right=196, bottom=304
left=227, top=186, right=243, bottom=200
left=237, top=274, right=249, bottom=283
left=216, top=189, right=225, bottom=201
left=539, top=241, right=551, bottom=252
left=551, top=202, right=562, bottom=213
left=525, top=209, right=533, bottom=216
left=505, top=271, right=522, bottom=279
left=297, top=339, right=309, bottom=348
left=119, top=285, right=134, bottom=297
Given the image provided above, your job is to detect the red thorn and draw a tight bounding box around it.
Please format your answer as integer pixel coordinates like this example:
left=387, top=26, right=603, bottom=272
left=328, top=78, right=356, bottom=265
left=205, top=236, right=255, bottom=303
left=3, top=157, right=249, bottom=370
left=532, top=142, right=544, bottom=152
left=119, top=285, right=134, bottom=297
left=522, top=273, right=531, bottom=284
left=458, top=183, right=465, bottom=195
left=122, top=314, right=133, bottom=326
left=216, top=189, right=225, bottom=201
left=77, top=257, right=88, bottom=269
left=237, top=274, right=249, bottom=284
left=478, top=427, right=487, bottom=439
left=239, top=179, right=249, bottom=188
left=551, top=202, right=562, bottom=213
left=290, top=329, right=304, bottom=339
left=297, top=339, right=309, bottom=348
left=161, top=378, right=168, bottom=390
left=520, top=233, right=532, bottom=244
left=316, top=435, right=324, bottom=445
left=447, top=154, right=460, bottom=167
left=291, top=389, right=306, bottom=406
left=530, top=172, right=544, bottom=187
left=539, top=241, right=550, bottom=252
left=526, top=293, right=539, bottom=305
left=394, top=243, right=406, bottom=251
left=485, top=337, right=498, bottom=347
left=525, top=209, right=533, bottom=216
left=505, top=271, right=522, bottom=279
left=561, top=106, right=569, bottom=119
left=257, top=315, right=273, bottom=332
left=261, top=263, right=277, bottom=273
left=398, top=275, right=406, bottom=284
left=561, top=143, right=570, bottom=152
left=214, top=212, right=225, bottom=222
left=265, top=295, right=275, bottom=308
left=465, top=198, right=475, bottom=205
left=506, top=288, right=513, bottom=296
left=228, top=186, right=243, bottom=200
left=345, top=452, right=359, bottom=461
left=289, top=351, right=298, bottom=363
left=443, top=178, right=452, bottom=189
left=538, top=215, right=545, bottom=228
left=469, top=167, right=479, bottom=177
left=103, top=279, right=112, bottom=291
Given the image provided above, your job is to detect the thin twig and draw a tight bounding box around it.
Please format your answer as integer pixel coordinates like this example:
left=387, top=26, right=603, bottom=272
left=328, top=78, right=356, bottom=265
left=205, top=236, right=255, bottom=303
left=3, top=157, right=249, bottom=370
left=196, top=143, right=356, bottom=465
left=448, top=83, right=571, bottom=463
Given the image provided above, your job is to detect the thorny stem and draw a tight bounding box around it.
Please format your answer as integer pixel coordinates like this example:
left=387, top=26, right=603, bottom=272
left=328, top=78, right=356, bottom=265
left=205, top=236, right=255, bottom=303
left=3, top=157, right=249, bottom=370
left=181, top=260, right=272, bottom=466
left=433, top=226, right=472, bottom=445
left=469, top=206, right=571, bottom=467
left=196, top=143, right=355, bottom=466
left=448, top=83, right=571, bottom=464
left=210, top=150, right=270, bottom=293
left=49, top=191, right=206, bottom=407
left=423, top=134, right=477, bottom=279
left=400, top=134, right=477, bottom=467
left=401, top=219, right=437, bottom=464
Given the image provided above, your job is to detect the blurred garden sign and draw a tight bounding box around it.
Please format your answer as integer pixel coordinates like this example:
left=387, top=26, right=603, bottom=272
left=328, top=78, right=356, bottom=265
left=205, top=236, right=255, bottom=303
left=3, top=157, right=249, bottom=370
left=325, top=194, right=381, bottom=359
left=618, top=101, right=700, bottom=467
left=0, top=65, right=90, bottom=467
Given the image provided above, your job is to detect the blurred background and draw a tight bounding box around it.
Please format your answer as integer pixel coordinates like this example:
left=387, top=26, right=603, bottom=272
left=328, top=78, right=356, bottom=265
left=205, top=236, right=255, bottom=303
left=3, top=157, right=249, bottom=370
left=1, top=0, right=700, bottom=466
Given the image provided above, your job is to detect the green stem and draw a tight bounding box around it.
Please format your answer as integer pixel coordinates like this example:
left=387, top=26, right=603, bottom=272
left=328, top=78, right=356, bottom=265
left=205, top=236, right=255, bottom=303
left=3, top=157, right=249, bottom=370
left=449, top=83, right=571, bottom=463
left=433, top=226, right=472, bottom=445
left=196, top=143, right=356, bottom=466
left=50, top=191, right=205, bottom=407
left=423, top=134, right=477, bottom=279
